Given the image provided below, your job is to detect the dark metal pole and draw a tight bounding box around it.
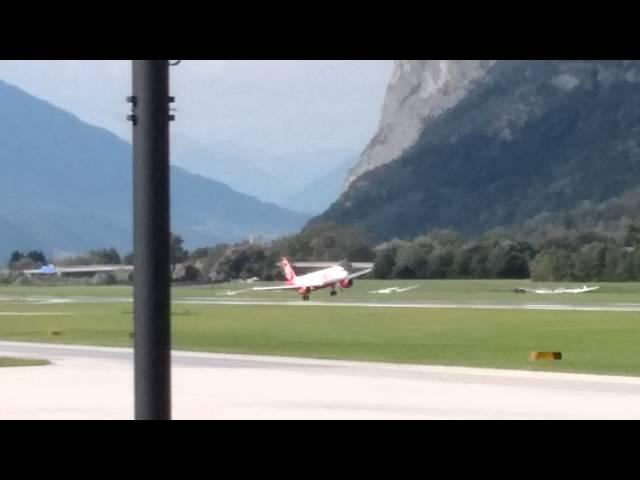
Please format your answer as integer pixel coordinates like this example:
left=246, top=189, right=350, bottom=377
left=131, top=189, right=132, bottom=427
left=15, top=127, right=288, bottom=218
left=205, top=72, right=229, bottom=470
left=129, top=60, right=172, bottom=420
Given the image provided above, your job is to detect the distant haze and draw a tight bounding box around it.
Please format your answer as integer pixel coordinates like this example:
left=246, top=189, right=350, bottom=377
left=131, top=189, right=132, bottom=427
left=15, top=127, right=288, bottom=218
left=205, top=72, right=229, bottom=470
left=0, top=60, right=392, bottom=170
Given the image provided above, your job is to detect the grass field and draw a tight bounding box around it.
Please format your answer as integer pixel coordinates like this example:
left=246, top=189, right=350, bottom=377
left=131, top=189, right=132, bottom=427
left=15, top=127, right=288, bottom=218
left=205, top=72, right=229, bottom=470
left=0, top=357, right=50, bottom=368
left=1, top=280, right=640, bottom=376
left=2, top=279, right=639, bottom=304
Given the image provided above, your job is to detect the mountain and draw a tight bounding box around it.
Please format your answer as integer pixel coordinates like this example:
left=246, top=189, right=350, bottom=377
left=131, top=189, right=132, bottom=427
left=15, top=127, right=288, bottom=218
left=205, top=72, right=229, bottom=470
left=172, top=133, right=284, bottom=206
left=312, top=60, right=640, bottom=240
left=344, top=60, right=496, bottom=190
left=173, top=133, right=356, bottom=211
left=284, top=155, right=358, bottom=214
left=0, top=79, right=308, bottom=257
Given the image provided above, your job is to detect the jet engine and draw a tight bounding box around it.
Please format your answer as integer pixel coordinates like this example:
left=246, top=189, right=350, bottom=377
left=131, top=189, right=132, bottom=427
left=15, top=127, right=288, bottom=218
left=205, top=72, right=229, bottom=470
left=339, top=279, right=354, bottom=289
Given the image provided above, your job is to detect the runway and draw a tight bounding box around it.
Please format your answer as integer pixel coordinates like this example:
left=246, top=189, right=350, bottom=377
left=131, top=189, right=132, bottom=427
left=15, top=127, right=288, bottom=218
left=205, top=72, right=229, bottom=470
left=2, top=341, right=640, bottom=419
left=2, top=294, right=640, bottom=312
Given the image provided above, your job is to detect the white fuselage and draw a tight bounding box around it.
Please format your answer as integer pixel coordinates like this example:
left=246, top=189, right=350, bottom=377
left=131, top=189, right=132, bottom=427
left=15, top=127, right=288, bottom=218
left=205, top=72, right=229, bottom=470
left=293, top=266, right=348, bottom=289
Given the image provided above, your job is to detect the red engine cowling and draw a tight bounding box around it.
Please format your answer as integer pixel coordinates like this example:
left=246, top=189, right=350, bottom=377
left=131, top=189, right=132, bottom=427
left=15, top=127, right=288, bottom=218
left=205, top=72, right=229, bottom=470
left=339, top=279, right=353, bottom=289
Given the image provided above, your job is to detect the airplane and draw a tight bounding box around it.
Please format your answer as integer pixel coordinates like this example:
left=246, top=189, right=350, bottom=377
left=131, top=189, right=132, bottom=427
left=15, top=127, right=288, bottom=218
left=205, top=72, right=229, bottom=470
left=239, top=277, right=261, bottom=284
left=513, top=285, right=600, bottom=294
left=23, top=264, right=58, bottom=276
left=22, top=264, right=134, bottom=277
left=252, top=258, right=373, bottom=301
left=223, top=289, right=247, bottom=296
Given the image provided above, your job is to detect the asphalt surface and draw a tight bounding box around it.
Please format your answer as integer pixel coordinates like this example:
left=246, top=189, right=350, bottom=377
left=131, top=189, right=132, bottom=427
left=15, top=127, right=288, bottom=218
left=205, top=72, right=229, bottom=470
left=2, top=341, right=640, bottom=419
left=2, top=292, right=640, bottom=419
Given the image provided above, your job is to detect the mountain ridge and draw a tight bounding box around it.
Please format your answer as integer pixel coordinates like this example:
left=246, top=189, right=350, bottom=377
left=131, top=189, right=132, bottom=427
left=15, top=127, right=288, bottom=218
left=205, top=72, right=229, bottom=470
left=313, top=60, right=640, bottom=241
left=0, top=79, right=307, bottom=256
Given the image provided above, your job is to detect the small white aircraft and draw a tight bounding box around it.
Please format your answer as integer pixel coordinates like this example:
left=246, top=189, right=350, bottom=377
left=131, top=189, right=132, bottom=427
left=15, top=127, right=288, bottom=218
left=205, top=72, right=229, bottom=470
left=514, top=285, right=600, bottom=295
left=252, top=258, right=373, bottom=301
left=239, top=277, right=261, bottom=284
left=22, top=264, right=134, bottom=277
left=369, top=285, right=420, bottom=294
left=223, top=290, right=246, bottom=296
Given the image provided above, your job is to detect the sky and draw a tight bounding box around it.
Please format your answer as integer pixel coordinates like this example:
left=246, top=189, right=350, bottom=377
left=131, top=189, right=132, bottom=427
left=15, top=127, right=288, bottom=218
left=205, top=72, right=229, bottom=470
left=0, top=60, right=392, bottom=159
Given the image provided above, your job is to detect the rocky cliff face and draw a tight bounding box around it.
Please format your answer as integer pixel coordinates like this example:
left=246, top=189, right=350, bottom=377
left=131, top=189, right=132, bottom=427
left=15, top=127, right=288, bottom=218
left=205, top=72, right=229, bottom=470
left=345, top=60, right=496, bottom=188
left=314, top=60, right=640, bottom=241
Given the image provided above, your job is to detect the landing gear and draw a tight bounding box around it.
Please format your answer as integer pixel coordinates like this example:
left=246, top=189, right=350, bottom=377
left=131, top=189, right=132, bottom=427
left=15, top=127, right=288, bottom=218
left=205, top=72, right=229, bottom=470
left=302, top=295, right=310, bottom=301
left=330, top=290, right=338, bottom=297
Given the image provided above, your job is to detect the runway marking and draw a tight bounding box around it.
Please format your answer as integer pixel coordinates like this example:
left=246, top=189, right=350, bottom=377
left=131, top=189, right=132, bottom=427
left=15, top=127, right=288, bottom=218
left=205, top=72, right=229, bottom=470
left=176, top=299, right=640, bottom=313
left=2, top=295, right=640, bottom=312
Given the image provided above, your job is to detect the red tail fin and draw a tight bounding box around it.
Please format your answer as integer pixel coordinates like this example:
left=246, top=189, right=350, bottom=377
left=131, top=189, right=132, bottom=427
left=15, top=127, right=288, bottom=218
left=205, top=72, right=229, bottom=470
left=281, top=258, right=297, bottom=283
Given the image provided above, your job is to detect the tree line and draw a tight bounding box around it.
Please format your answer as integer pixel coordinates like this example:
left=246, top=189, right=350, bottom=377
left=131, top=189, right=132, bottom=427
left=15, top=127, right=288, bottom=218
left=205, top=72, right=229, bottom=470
left=5, top=234, right=190, bottom=271
left=373, top=225, right=640, bottom=282
left=6, top=223, right=640, bottom=283
left=191, top=223, right=640, bottom=283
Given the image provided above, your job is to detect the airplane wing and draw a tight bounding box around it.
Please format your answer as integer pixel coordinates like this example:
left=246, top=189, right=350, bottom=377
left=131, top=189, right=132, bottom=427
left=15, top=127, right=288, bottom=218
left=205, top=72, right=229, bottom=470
left=347, top=268, right=373, bottom=280
left=252, top=285, right=301, bottom=291
left=292, top=262, right=374, bottom=270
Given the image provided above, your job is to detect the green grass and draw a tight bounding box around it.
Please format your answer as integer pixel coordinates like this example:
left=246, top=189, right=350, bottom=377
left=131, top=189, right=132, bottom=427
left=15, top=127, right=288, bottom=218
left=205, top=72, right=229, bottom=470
left=204, top=279, right=640, bottom=303
left=2, top=284, right=640, bottom=376
left=0, top=357, right=50, bottom=368
left=0, top=285, right=132, bottom=298
left=3, top=279, right=640, bottom=304
left=196, top=279, right=640, bottom=305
